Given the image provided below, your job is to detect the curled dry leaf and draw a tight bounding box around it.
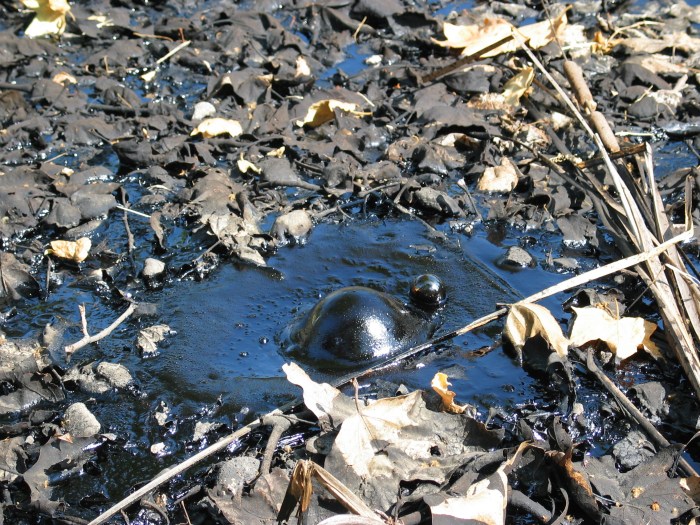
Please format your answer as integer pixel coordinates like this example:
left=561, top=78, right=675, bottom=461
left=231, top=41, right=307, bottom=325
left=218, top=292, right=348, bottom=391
left=504, top=303, right=569, bottom=358
left=237, top=155, right=261, bottom=174
left=295, top=56, right=311, bottom=77
left=295, top=99, right=368, bottom=128
left=502, top=67, right=534, bottom=107
left=21, top=0, right=71, bottom=38
left=569, top=306, right=661, bottom=361
left=45, top=238, right=91, bottom=263
left=429, top=442, right=529, bottom=525
left=477, top=158, right=519, bottom=193
left=431, top=372, right=471, bottom=414
left=191, top=118, right=243, bottom=138
left=51, top=71, right=77, bottom=85
left=432, top=10, right=567, bottom=58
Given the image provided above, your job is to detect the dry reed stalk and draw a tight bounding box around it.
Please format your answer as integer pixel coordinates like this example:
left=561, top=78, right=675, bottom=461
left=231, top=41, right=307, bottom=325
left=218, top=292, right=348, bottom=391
left=516, top=32, right=700, bottom=398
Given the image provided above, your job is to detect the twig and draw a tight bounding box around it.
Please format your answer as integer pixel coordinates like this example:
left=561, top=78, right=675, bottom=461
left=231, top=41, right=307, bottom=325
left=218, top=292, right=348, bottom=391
left=79, top=304, right=89, bottom=337
left=120, top=190, right=135, bottom=255
left=574, top=348, right=697, bottom=478
left=259, top=413, right=292, bottom=475
left=64, top=303, right=137, bottom=355
left=156, top=40, right=191, bottom=65
left=115, top=205, right=151, bottom=219
left=420, top=34, right=514, bottom=84
left=87, top=420, right=259, bottom=525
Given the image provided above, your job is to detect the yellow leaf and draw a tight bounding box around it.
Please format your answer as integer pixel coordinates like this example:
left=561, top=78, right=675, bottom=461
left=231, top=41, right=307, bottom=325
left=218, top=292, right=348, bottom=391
left=22, top=0, right=71, bottom=38
left=477, top=158, right=519, bottom=193
left=295, top=56, right=311, bottom=77
left=433, top=11, right=567, bottom=58
left=504, top=303, right=569, bottom=358
left=569, top=306, right=660, bottom=360
left=502, top=67, right=534, bottom=107
left=51, top=71, right=76, bottom=85
left=190, top=118, right=243, bottom=138
left=295, top=99, right=368, bottom=128
left=431, top=372, right=470, bottom=414
left=237, top=154, right=261, bottom=174
left=45, top=237, right=91, bottom=263
left=266, top=146, right=286, bottom=158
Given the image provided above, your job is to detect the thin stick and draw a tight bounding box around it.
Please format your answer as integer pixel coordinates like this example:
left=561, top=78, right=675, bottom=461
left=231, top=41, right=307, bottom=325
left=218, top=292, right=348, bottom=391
left=115, top=205, right=151, bottom=219
left=65, top=303, right=137, bottom=354
left=155, top=40, right=191, bottom=65
left=120, top=190, right=135, bottom=255
left=575, top=348, right=697, bottom=477
left=88, top=421, right=259, bottom=525
left=79, top=304, right=89, bottom=338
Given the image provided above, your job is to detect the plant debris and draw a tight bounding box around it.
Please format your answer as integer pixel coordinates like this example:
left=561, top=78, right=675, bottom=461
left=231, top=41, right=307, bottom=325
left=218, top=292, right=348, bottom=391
left=2, top=0, right=700, bottom=523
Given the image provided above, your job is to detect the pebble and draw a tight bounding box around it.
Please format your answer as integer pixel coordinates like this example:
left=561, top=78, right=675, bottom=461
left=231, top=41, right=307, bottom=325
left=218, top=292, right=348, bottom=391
left=498, top=246, right=535, bottom=268
left=63, top=402, right=101, bottom=438
left=96, top=362, right=133, bottom=389
left=142, top=258, right=166, bottom=289
left=216, top=456, right=260, bottom=497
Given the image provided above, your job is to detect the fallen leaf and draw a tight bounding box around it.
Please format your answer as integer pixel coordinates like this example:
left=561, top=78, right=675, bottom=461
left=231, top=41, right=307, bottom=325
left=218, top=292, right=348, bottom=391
left=429, top=442, right=529, bottom=525
left=45, top=238, right=91, bottom=263
left=569, top=306, right=660, bottom=360
left=432, top=11, right=567, bottom=58
left=295, top=99, right=368, bottom=128
left=295, top=56, right=311, bottom=77
left=237, top=154, right=262, bottom=174
left=502, top=67, right=534, bottom=106
left=477, top=158, right=519, bottom=193
left=21, top=0, right=71, bottom=38
left=504, top=303, right=569, bottom=358
left=431, top=372, right=471, bottom=414
left=51, top=71, right=76, bottom=85
left=137, top=324, right=173, bottom=356
left=266, top=146, right=286, bottom=158
left=191, top=118, right=243, bottom=138
left=285, top=363, right=503, bottom=511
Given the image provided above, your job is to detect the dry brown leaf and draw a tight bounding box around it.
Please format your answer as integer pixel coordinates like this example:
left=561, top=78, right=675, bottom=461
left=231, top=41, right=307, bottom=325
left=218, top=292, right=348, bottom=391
left=429, top=442, right=529, bottom=525
left=431, top=372, right=470, bottom=414
left=282, top=363, right=348, bottom=426
left=477, top=158, right=519, bottom=193
left=237, top=154, right=261, bottom=174
left=618, top=33, right=700, bottom=55
left=295, top=99, right=368, bottom=128
left=569, top=306, right=661, bottom=360
left=190, top=118, right=243, bottom=138
left=21, top=0, right=71, bottom=38
left=45, top=238, right=91, bottom=263
left=51, top=71, right=76, bottom=85
left=432, top=11, right=567, bottom=58
left=502, top=67, right=534, bottom=106
left=504, top=303, right=569, bottom=358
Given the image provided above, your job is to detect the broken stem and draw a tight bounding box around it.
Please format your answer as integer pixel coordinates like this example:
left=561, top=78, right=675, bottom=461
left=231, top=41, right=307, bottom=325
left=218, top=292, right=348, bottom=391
left=65, top=303, right=137, bottom=355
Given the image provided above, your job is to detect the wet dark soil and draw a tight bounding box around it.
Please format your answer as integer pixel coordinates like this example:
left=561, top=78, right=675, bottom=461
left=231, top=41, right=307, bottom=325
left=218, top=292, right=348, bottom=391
left=3, top=0, right=700, bottom=522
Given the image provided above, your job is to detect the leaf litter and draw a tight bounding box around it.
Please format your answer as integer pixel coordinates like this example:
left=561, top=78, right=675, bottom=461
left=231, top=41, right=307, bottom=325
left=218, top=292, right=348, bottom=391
left=2, top=0, right=700, bottom=522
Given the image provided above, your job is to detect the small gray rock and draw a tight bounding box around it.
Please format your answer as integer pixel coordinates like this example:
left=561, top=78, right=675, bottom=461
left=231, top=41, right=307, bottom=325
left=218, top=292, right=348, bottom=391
left=498, top=246, right=535, bottom=268
left=142, top=258, right=165, bottom=278
left=216, top=456, right=260, bottom=497
left=271, top=210, right=313, bottom=244
left=62, top=364, right=112, bottom=395
left=96, top=362, right=133, bottom=389
left=142, top=258, right=166, bottom=290
left=612, top=430, right=655, bottom=470
left=63, top=402, right=101, bottom=437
